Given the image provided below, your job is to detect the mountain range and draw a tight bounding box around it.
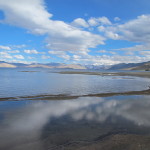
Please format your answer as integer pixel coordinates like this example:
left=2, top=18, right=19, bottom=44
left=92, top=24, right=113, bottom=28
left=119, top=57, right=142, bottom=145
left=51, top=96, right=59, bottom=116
left=0, top=61, right=86, bottom=69
left=108, top=61, right=150, bottom=71
left=0, top=61, right=150, bottom=71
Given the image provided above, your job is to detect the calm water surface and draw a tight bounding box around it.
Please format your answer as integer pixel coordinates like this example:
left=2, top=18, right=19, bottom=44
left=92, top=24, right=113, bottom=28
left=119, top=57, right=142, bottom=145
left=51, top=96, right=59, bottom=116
left=0, top=68, right=150, bottom=150
left=0, top=68, right=150, bottom=98
left=1, top=96, right=150, bottom=150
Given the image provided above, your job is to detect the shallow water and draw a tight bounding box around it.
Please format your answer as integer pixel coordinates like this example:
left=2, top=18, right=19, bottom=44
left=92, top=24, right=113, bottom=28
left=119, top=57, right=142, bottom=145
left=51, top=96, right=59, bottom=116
left=1, top=68, right=150, bottom=150
left=1, top=95, right=150, bottom=150
left=0, top=68, right=150, bottom=98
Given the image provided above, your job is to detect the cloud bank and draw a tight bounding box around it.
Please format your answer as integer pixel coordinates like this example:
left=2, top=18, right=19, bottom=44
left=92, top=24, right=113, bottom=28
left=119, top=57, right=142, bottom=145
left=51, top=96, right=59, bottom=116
left=0, top=0, right=150, bottom=65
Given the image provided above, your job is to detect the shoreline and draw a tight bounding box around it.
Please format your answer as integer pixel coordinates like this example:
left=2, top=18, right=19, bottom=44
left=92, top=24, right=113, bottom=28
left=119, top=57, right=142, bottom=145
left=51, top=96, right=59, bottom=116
left=1, top=71, right=150, bottom=101
left=1, top=88, right=150, bottom=101
left=59, top=71, right=150, bottom=78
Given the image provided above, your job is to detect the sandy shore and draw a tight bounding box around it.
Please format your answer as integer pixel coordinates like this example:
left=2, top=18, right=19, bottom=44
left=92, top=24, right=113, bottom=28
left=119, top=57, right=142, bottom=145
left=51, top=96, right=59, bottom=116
left=1, top=88, right=150, bottom=101
left=62, top=134, right=150, bottom=150
left=59, top=71, right=150, bottom=78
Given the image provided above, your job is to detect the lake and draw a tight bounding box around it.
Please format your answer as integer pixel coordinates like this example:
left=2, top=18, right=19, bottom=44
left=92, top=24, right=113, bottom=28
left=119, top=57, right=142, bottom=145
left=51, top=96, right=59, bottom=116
left=0, top=68, right=150, bottom=98
left=0, top=68, right=150, bottom=150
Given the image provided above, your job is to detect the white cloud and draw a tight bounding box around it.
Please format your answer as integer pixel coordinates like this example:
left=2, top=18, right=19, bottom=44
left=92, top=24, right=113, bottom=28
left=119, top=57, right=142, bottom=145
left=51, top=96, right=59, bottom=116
left=0, top=45, right=11, bottom=50
left=114, top=17, right=121, bottom=21
left=1, top=0, right=150, bottom=65
left=28, top=56, right=35, bottom=59
left=88, top=18, right=99, bottom=26
left=113, top=44, right=150, bottom=51
left=60, top=54, right=70, bottom=60
left=72, top=18, right=89, bottom=28
left=0, top=51, right=12, bottom=59
left=14, top=55, right=24, bottom=59
left=41, top=55, right=51, bottom=59
left=48, top=50, right=65, bottom=55
left=139, top=51, right=150, bottom=56
left=0, top=0, right=105, bottom=55
left=97, top=50, right=116, bottom=55
left=0, top=0, right=53, bottom=34
left=48, top=50, right=70, bottom=60
left=88, top=17, right=111, bottom=26
left=9, top=50, right=20, bottom=53
left=46, top=30, right=104, bottom=52
left=24, top=49, right=39, bottom=54
left=105, top=31, right=120, bottom=40
left=72, top=53, right=150, bottom=65
left=97, top=50, right=107, bottom=53
left=8, top=59, right=32, bottom=64
left=12, top=44, right=26, bottom=49
left=100, top=15, right=150, bottom=43
left=109, top=51, right=116, bottom=55
left=98, top=26, right=106, bottom=32
left=98, top=17, right=112, bottom=25
left=118, top=15, right=150, bottom=42
left=125, top=51, right=134, bottom=55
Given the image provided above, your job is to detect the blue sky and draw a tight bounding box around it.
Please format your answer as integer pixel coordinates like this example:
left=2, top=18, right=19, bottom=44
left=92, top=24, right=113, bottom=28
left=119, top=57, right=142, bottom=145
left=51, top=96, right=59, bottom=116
left=0, top=0, right=150, bottom=65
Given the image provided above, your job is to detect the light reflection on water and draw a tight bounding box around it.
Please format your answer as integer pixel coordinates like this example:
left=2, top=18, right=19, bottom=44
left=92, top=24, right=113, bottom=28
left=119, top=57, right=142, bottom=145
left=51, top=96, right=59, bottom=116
left=1, top=96, right=150, bottom=149
left=0, top=68, right=150, bottom=98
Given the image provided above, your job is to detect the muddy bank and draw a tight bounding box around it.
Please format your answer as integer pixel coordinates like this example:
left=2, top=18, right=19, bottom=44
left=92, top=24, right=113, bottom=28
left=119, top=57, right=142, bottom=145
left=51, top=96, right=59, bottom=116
left=59, top=71, right=150, bottom=78
left=1, top=89, right=150, bottom=101
left=62, top=134, right=150, bottom=150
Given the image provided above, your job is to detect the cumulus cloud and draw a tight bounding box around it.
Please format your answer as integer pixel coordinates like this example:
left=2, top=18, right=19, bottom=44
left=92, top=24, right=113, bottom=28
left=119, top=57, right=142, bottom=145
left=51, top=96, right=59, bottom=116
left=114, top=17, right=121, bottom=21
left=0, top=0, right=150, bottom=65
left=8, top=59, right=32, bottom=64
left=28, top=56, right=35, bottom=59
left=88, top=18, right=99, bottom=26
left=0, top=45, right=11, bottom=50
left=113, top=44, right=150, bottom=51
left=105, top=31, right=120, bottom=40
left=24, top=49, right=39, bottom=54
left=0, top=0, right=53, bottom=34
left=88, top=17, right=112, bottom=26
left=139, top=51, right=150, bottom=56
left=98, top=26, right=106, bottom=32
left=97, top=50, right=116, bottom=55
left=72, top=53, right=150, bottom=65
left=48, top=50, right=70, bottom=60
left=98, top=16, right=112, bottom=25
left=72, top=18, right=89, bottom=28
left=12, top=44, right=26, bottom=49
left=0, top=51, right=12, bottom=59
left=99, top=14, right=150, bottom=43
left=41, top=55, right=51, bottom=59
left=9, top=50, right=20, bottom=53
left=14, top=55, right=24, bottom=59
left=97, top=50, right=107, bottom=53
left=0, top=0, right=105, bottom=55
left=118, top=15, right=150, bottom=42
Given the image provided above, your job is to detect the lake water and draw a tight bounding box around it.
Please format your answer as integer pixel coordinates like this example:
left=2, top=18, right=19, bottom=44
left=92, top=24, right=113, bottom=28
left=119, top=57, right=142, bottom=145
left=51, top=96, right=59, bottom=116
left=0, top=68, right=150, bottom=150
left=0, top=68, right=150, bottom=98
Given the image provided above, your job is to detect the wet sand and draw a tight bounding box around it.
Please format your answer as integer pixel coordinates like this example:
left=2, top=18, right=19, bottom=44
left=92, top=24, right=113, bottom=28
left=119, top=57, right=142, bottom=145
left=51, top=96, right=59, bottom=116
left=68, top=134, right=150, bottom=150
left=1, top=88, right=150, bottom=101
left=59, top=71, right=150, bottom=78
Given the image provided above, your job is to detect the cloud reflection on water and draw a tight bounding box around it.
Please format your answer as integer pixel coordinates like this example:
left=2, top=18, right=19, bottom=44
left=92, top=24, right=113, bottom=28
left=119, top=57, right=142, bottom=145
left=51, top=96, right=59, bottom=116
left=1, top=96, right=150, bottom=149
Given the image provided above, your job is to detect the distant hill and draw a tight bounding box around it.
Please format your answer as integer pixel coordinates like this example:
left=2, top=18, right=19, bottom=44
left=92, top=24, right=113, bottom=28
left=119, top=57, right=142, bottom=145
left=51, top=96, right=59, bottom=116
left=0, top=62, right=16, bottom=68
left=108, top=61, right=150, bottom=71
left=1, top=61, right=150, bottom=70
left=0, top=61, right=86, bottom=69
